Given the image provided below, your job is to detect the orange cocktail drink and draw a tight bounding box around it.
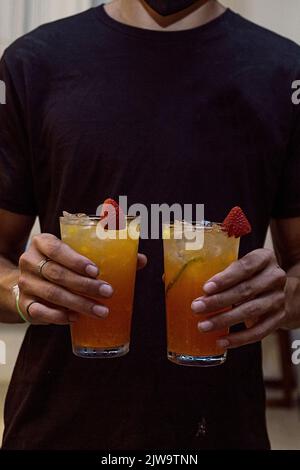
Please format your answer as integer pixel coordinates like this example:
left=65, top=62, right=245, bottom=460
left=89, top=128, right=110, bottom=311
left=60, top=215, right=140, bottom=358
left=163, top=221, right=240, bottom=366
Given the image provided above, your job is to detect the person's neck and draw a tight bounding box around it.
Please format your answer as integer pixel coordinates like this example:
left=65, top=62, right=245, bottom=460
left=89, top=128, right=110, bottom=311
left=104, top=0, right=226, bottom=32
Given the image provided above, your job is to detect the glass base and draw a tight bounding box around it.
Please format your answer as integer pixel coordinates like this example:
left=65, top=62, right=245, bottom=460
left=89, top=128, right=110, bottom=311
left=168, top=351, right=227, bottom=367
left=73, top=343, right=129, bottom=359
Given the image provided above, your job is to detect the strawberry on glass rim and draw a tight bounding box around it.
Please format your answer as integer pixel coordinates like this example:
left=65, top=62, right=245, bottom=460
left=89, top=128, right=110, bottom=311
left=100, top=198, right=126, bottom=230
left=222, top=206, right=252, bottom=238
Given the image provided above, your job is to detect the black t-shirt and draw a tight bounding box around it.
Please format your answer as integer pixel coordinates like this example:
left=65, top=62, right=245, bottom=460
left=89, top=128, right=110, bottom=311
left=1, top=6, right=300, bottom=450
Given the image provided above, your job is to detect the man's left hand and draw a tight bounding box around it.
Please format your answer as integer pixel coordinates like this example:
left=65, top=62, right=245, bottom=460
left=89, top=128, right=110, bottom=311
left=191, top=249, right=287, bottom=349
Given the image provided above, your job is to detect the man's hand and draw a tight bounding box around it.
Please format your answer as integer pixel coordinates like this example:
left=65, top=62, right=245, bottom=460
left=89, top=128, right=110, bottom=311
left=191, top=249, right=287, bottom=349
left=18, top=233, right=147, bottom=325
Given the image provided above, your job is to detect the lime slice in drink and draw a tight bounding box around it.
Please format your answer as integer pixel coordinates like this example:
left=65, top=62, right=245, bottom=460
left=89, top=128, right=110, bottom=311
left=166, top=255, right=203, bottom=296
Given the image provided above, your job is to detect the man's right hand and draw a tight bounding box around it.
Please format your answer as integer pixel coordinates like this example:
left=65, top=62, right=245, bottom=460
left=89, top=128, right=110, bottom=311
left=18, top=233, right=114, bottom=325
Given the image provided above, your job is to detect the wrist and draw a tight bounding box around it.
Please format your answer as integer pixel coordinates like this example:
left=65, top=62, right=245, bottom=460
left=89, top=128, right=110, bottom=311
left=0, top=269, right=24, bottom=323
left=12, top=284, right=31, bottom=324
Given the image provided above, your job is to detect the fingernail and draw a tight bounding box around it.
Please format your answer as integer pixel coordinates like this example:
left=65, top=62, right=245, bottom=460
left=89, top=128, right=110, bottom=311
left=191, top=300, right=206, bottom=313
left=203, top=282, right=217, bottom=294
left=99, top=284, right=113, bottom=298
left=93, top=305, right=109, bottom=318
left=217, top=339, right=230, bottom=349
left=198, top=321, right=213, bottom=332
left=86, top=265, right=99, bottom=277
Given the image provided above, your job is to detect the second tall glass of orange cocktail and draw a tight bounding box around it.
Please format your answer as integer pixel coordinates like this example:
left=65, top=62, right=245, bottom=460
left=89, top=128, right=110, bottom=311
left=163, top=221, right=240, bottom=367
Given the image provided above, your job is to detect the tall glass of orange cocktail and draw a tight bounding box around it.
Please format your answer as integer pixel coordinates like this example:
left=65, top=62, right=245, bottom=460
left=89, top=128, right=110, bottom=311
left=163, top=221, right=240, bottom=367
left=60, top=214, right=140, bottom=359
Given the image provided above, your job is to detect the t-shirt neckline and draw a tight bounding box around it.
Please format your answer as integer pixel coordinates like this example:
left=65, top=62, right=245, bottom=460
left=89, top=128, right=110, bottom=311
left=93, top=5, right=235, bottom=42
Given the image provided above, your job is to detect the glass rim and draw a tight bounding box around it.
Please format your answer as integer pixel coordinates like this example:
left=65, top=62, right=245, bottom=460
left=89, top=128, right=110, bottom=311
left=60, top=215, right=139, bottom=225
left=163, top=220, right=223, bottom=229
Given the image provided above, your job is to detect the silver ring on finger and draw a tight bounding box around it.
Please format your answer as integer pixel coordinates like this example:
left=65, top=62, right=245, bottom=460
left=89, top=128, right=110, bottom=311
left=38, top=258, right=51, bottom=278
left=26, top=301, right=39, bottom=320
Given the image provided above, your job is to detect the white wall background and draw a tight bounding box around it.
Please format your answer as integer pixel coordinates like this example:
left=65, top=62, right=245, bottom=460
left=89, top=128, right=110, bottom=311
left=0, top=0, right=104, bottom=54
left=223, top=0, right=300, bottom=44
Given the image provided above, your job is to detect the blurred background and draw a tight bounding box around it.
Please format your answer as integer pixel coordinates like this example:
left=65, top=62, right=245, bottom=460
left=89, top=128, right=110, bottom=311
left=0, top=0, right=300, bottom=450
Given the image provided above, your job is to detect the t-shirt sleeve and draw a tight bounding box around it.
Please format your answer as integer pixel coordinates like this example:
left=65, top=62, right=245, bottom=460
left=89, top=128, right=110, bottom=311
left=0, top=51, right=37, bottom=216
left=272, top=80, right=300, bottom=219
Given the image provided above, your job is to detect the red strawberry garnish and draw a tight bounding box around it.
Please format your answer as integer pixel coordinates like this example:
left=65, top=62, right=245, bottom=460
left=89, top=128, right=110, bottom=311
left=100, top=198, right=126, bottom=230
left=222, top=206, right=251, bottom=238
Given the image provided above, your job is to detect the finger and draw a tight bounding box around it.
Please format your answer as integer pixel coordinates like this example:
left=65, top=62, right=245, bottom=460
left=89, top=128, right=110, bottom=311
left=192, top=266, right=286, bottom=313
left=216, top=310, right=286, bottom=349
left=20, top=250, right=112, bottom=297
left=137, top=254, right=147, bottom=270
left=197, top=290, right=285, bottom=332
left=37, top=260, right=113, bottom=299
left=28, top=303, right=75, bottom=325
left=202, top=249, right=275, bottom=295
left=19, top=294, right=73, bottom=325
left=18, top=275, right=109, bottom=319
left=31, top=234, right=99, bottom=277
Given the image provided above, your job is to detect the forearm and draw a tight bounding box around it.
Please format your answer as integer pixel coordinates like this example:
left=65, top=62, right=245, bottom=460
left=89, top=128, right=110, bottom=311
left=284, top=262, right=300, bottom=329
left=0, top=255, right=22, bottom=323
